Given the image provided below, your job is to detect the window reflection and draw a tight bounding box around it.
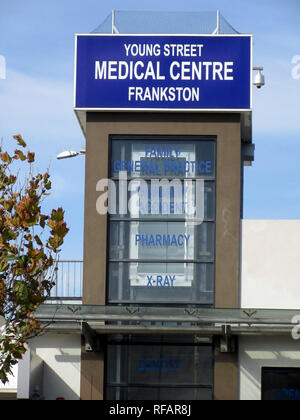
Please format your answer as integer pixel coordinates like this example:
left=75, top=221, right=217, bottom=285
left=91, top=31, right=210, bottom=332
left=108, top=137, right=216, bottom=305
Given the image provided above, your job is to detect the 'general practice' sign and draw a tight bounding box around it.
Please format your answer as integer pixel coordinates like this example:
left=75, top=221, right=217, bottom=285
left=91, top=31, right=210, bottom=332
left=74, top=34, right=252, bottom=111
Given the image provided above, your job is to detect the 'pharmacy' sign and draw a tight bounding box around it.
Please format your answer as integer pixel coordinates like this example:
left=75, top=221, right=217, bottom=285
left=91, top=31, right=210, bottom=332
left=74, top=34, right=252, bottom=111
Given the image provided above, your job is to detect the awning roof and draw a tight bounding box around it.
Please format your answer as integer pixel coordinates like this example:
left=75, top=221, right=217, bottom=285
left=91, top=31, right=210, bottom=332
left=36, top=304, right=300, bottom=337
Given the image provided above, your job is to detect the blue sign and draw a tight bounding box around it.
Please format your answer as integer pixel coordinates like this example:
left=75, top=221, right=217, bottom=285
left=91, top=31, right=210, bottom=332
left=138, top=358, right=180, bottom=372
left=135, top=234, right=190, bottom=247
left=75, top=35, right=252, bottom=111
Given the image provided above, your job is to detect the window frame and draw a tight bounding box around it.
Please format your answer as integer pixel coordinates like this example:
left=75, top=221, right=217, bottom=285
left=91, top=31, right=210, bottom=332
left=104, top=340, right=215, bottom=401
left=106, top=135, right=217, bottom=306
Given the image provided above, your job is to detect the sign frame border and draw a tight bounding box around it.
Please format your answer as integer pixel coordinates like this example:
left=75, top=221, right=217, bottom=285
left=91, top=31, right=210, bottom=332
left=74, top=33, right=253, bottom=113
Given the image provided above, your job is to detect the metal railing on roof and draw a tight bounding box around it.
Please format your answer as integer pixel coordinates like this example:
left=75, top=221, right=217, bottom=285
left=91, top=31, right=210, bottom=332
left=47, top=260, right=83, bottom=301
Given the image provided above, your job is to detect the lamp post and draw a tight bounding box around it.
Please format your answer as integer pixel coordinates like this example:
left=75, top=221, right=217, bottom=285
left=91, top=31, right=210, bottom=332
left=56, top=149, right=86, bottom=160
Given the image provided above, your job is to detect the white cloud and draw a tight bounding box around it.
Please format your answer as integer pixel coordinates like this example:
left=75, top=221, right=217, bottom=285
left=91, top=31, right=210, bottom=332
left=0, top=68, right=86, bottom=212
left=252, top=57, right=300, bottom=136
left=0, top=56, right=6, bottom=80
left=0, top=68, right=84, bottom=154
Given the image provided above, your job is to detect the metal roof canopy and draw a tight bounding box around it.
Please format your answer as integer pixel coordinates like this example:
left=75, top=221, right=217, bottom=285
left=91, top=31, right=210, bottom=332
left=92, top=11, right=240, bottom=36
left=36, top=304, right=300, bottom=337
left=75, top=10, right=253, bottom=147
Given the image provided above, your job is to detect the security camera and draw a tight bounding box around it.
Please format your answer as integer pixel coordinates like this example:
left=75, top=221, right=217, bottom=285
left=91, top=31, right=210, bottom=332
left=253, top=67, right=265, bottom=89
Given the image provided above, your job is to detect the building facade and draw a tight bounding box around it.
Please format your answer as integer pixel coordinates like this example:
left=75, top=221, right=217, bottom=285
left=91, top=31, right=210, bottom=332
left=3, top=220, right=300, bottom=400
left=2, top=11, right=300, bottom=401
left=79, top=13, right=248, bottom=400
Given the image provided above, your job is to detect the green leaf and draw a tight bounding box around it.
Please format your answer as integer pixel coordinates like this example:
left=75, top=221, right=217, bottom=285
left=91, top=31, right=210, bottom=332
left=13, top=282, right=29, bottom=303
left=0, top=370, right=8, bottom=385
left=13, top=134, right=27, bottom=148
left=0, top=152, right=12, bottom=164
left=27, top=152, right=35, bottom=163
left=14, top=150, right=27, bottom=161
left=50, top=208, right=64, bottom=222
left=0, top=261, right=9, bottom=272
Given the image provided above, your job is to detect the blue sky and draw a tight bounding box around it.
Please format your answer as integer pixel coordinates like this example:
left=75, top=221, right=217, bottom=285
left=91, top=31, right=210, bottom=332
left=0, top=0, right=299, bottom=258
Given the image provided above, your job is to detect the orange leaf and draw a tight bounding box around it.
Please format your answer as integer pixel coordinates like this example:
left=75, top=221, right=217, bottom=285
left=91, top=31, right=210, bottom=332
left=13, top=134, right=26, bottom=148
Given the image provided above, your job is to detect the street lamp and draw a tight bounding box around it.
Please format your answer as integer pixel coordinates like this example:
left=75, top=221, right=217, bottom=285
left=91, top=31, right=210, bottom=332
left=56, top=149, right=86, bottom=160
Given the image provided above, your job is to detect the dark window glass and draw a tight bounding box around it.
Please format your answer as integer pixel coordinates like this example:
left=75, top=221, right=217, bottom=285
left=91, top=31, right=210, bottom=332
left=262, top=368, right=300, bottom=401
left=106, top=386, right=212, bottom=401
left=106, top=343, right=213, bottom=401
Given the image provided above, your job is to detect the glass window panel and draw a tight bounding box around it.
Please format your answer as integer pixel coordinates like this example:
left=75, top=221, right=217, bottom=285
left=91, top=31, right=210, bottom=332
left=108, top=335, right=213, bottom=345
left=109, top=221, right=214, bottom=262
left=111, top=180, right=215, bottom=220
left=106, top=345, right=213, bottom=386
left=108, top=136, right=216, bottom=306
left=158, top=387, right=212, bottom=400
left=111, top=139, right=215, bottom=179
left=108, top=263, right=214, bottom=304
left=106, top=386, right=212, bottom=401
left=262, top=368, right=300, bottom=401
left=105, top=386, right=160, bottom=400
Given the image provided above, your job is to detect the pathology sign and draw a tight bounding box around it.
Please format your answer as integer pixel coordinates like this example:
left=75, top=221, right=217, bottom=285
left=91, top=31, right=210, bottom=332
left=74, top=34, right=252, bottom=111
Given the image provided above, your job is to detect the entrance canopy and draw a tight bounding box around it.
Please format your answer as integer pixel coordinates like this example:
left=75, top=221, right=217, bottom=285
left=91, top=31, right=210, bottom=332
left=37, top=304, right=300, bottom=336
